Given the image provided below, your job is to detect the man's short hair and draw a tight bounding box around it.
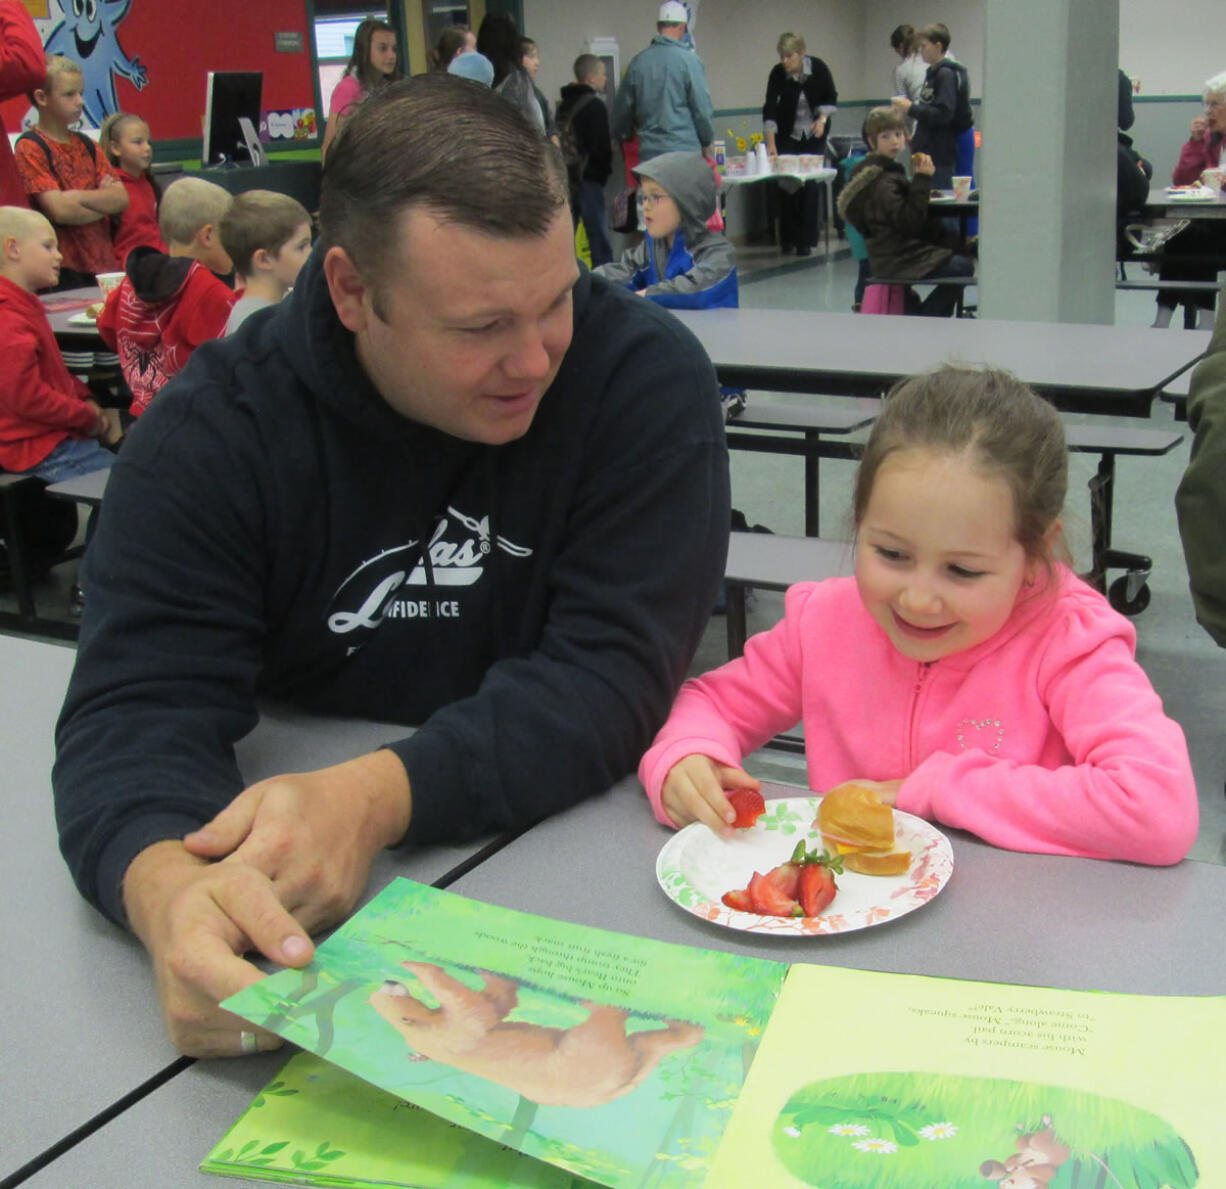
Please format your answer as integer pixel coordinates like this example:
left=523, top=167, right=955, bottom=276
left=219, top=189, right=311, bottom=278
left=573, top=53, right=601, bottom=83
left=318, top=74, right=568, bottom=307
left=39, top=54, right=82, bottom=98
left=918, top=23, right=951, bottom=51
left=864, top=105, right=906, bottom=147
left=158, top=177, right=235, bottom=246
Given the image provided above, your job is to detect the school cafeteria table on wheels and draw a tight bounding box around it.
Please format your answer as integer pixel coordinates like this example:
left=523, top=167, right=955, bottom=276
left=11, top=697, right=1226, bottom=1184
left=673, top=307, right=1206, bottom=417
left=0, top=634, right=512, bottom=1187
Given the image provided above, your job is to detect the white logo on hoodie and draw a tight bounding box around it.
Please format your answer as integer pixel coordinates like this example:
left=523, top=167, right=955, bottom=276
left=326, top=506, right=532, bottom=636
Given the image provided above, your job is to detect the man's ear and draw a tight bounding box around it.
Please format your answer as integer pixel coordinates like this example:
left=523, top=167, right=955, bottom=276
left=323, top=245, right=370, bottom=333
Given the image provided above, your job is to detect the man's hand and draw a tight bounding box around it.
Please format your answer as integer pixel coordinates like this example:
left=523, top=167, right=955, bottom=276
left=182, top=749, right=412, bottom=934
left=661, top=753, right=761, bottom=834
left=123, top=840, right=312, bottom=1057
left=812, top=114, right=828, bottom=137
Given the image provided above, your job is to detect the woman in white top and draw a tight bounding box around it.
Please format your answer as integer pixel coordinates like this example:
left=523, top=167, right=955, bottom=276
left=890, top=23, right=927, bottom=135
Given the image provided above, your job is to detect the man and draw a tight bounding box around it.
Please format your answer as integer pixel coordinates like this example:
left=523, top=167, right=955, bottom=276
left=558, top=52, right=613, bottom=266
left=1176, top=278, right=1226, bottom=647
left=610, top=1, right=714, bottom=162
left=53, top=75, right=730, bottom=1059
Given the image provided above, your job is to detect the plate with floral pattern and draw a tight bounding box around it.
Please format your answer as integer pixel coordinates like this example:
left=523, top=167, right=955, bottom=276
left=656, top=795, right=953, bottom=936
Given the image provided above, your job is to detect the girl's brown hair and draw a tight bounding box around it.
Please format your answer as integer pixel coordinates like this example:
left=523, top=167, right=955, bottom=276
left=853, top=367, right=1069, bottom=570
left=345, top=17, right=398, bottom=95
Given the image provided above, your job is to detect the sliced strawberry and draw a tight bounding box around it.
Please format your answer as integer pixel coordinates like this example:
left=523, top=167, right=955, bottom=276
left=798, top=862, right=838, bottom=917
left=727, top=787, right=766, bottom=828
left=748, top=870, right=800, bottom=917
left=764, top=860, right=801, bottom=900
left=721, top=887, right=753, bottom=912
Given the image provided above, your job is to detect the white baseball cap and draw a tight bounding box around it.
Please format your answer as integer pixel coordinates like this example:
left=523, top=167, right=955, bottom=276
left=658, top=1, right=688, bottom=23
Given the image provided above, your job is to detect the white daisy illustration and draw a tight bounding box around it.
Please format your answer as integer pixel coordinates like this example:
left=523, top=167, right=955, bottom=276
left=919, top=1121, right=959, bottom=1141
left=783, top=1125, right=801, bottom=1138
left=828, top=1122, right=871, bottom=1137
left=852, top=1137, right=899, bottom=1154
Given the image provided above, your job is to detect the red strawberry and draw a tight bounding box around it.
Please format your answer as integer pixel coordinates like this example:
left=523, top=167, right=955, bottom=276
left=798, top=862, right=838, bottom=917
left=727, top=787, right=766, bottom=829
left=748, top=870, right=800, bottom=917
left=721, top=887, right=753, bottom=912
left=764, top=860, right=801, bottom=900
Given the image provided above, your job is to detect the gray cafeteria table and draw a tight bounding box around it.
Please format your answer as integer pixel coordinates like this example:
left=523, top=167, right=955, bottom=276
left=1143, top=184, right=1226, bottom=220
left=447, top=777, right=1226, bottom=997
left=0, top=634, right=505, bottom=1186
left=18, top=774, right=1226, bottom=1186
left=673, top=307, right=1206, bottom=416
left=39, top=285, right=103, bottom=341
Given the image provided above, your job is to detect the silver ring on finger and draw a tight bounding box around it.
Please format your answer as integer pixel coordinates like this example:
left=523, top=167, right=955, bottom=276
left=240, top=1029, right=259, bottom=1056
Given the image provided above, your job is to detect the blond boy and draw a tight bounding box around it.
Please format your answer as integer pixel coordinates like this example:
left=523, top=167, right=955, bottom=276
left=14, top=56, right=128, bottom=289
left=96, top=176, right=238, bottom=416
left=0, top=205, right=118, bottom=479
left=217, top=189, right=312, bottom=335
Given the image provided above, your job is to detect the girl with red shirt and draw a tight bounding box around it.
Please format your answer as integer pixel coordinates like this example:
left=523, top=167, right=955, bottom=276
left=99, top=113, right=166, bottom=267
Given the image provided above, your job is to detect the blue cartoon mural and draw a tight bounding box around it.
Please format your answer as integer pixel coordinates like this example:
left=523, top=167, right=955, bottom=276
left=43, top=0, right=146, bottom=127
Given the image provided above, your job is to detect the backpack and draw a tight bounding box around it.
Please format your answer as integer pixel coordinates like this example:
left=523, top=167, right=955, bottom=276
left=557, top=91, right=599, bottom=192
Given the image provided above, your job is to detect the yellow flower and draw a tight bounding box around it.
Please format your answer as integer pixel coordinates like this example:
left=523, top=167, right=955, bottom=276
left=735, top=137, right=747, bottom=152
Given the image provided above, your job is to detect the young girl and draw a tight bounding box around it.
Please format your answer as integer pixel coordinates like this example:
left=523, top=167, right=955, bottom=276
left=98, top=112, right=165, bottom=267
left=321, top=17, right=399, bottom=160
left=640, top=367, right=1199, bottom=866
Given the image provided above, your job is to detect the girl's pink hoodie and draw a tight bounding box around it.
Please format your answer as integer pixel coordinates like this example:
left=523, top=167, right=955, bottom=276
left=640, top=569, right=1198, bottom=865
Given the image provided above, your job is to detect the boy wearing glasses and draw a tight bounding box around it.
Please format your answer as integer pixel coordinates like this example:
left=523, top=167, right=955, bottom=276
left=593, top=151, right=737, bottom=309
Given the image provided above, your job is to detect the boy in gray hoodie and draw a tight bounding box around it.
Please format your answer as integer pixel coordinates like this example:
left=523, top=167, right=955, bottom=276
left=594, top=151, right=737, bottom=309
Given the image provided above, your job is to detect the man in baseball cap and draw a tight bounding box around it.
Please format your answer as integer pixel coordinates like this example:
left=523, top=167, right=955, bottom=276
left=611, top=0, right=714, bottom=161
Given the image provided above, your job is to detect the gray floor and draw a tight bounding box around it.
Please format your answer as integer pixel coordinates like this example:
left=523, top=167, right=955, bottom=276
left=700, top=246, right=1226, bottom=866
left=5, top=248, right=1223, bottom=865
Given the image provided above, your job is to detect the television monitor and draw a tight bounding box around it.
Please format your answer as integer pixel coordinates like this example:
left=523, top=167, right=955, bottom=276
left=203, top=71, right=265, bottom=167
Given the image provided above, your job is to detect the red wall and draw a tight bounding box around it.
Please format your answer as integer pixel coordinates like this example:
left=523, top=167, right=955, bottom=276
left=2, top=0, right=315, bottom=141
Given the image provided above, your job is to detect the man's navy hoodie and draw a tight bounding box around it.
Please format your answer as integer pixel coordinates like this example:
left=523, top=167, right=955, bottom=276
left=53, top=247, right=730, bottom=924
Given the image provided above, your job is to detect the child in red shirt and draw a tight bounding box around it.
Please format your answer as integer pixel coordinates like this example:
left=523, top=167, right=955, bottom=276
left=14, top=56, right=127, bottom=290
left=97, top=176, right=237, bottom=416
left=99, top=112, right=166, bottom=267
left=0, top=206, right=119, bottom=477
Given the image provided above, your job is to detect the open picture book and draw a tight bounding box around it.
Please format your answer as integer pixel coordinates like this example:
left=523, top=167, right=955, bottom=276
left=205, top=878, right=1222, bottom=1188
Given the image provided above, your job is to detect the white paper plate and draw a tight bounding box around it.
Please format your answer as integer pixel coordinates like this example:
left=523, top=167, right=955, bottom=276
left=656, top=795, right=953, bottom=937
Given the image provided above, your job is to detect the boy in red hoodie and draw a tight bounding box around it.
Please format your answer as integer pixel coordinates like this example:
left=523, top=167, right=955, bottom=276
left=0, top=205, right=119, bottom=481
left=97, top=176, right=237, bottom=417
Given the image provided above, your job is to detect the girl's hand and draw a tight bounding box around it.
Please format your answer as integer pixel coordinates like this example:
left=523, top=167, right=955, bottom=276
left=661, top=755, right=761, bottom=834
left=1190, top=115, right=1208, bottom=140
left=825, top=777, right=903, bottom=807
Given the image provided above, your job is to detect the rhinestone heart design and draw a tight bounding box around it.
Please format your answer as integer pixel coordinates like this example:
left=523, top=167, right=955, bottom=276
left=956, top=717, right=1004, bottom=754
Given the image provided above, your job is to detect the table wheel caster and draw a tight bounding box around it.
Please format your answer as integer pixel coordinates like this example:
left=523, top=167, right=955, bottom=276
left=1108, top=573, right=1151, bottom=616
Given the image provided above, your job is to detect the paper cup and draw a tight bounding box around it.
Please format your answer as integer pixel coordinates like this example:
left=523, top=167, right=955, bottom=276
left=951, top=176, right=972, bottom=201
left=1201, top=168, right=1225, bottom=192
left=95, top=271, right=125, bottom=296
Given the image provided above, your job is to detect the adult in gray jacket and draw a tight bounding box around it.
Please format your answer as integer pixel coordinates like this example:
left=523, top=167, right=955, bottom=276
left=611, top=1, right=714, bottom=162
